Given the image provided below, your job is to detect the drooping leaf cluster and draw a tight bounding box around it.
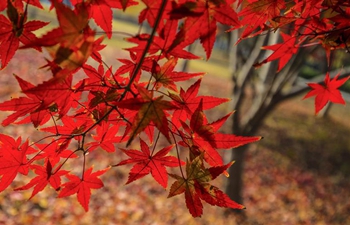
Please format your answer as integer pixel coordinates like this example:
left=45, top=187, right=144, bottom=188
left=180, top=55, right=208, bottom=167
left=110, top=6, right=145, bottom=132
left=0, top=0, right=349, bottom=217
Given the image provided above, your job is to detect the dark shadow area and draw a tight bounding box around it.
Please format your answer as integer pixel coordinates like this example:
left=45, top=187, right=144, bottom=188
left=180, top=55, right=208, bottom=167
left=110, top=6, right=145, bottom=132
left=260, top=110, right=350, bottom=179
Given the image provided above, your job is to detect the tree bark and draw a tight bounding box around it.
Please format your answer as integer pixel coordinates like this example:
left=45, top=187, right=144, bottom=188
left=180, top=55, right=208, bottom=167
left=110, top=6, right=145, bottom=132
left=225, top=145, right=247, bottom=205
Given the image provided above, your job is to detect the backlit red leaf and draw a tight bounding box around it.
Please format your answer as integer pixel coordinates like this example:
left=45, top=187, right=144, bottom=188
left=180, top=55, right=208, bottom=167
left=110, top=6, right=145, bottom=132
left=304, top=72, right=350, bottom=114
left=170, top=0, right=240, bottom=59
left=168, top=155, right=244, bottom=217
left=117, top=85, right=178, bottom=146
left=0, top=135, right=35, bottom=192
left=14, top=161, right=68, bottom=199
left=254, top=33, right=299, bottom=71
left=58, top=166, right=110, bottom=212
left=0, top=5, right=47, bottom=69
left=117, top=139, right=184, bottom=188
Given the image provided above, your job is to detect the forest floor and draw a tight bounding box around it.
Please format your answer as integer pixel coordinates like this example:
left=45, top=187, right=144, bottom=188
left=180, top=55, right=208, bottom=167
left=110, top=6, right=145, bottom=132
left=0, top=37, right=349, bottom=225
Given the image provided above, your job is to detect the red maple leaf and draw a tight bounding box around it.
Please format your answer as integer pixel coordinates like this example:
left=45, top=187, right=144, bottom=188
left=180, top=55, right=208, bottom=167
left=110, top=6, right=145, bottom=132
left=0, top=73, right=77, bottom=127
left=0, top=134, right=36, bottom=192
left=28, top=1, right=90, bottom=48
left=169, top=79, right=229, bottom=128
left=236, top=0, right=286, bottom=40
left=75, top=0, right=114, bottom=38
left=115, top=51, right=154, bottom=83
left=168, top=155, right=244, bottom=217
left=24, top=72, right=79, bottom=118
left=139, top=0, right=172, bottom=33
left=58, top=166, right=110, bottom=212
left=151, top=57, right=204, bottom=92
left=87, top=121, right=126, bottom=153
left=41, top=116, right=94, bottom=138
left=5, top=0, right=43, bottom=10
left=116, top=85, right=178, bottom=146
left=254, top=32, right=300, bottom=71
left=71, top=0, right=138, bottom=38
left=126, top=28, right=200, bottom=60
left=22, top=1, right=95, bottom=70
left=113, top=0, right=139, bottom=11
left=180, top=100, right=261, bottom=168
left=14, top=161, right=69, bottom=199
left=90, top=36, right=106, bottom=63
left=169, top=0, right=240, bottom=59
left=303, top=72, right=350, bottom=114
left=80, top=64, right=110, bottom=92
left=0, top=3, right=47, bottom=69
left=116, top=139, right=184, bottom=188
left=0, top=0, right=43, bottom=13
left=0, top=75, right=52, bottom=127
left=34, top=140, right=78, bottom=166
left=0, top=1, right=6, bottom=11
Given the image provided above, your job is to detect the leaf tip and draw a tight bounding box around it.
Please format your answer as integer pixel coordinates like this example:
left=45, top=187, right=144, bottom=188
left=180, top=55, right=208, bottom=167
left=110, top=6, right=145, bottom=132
left=224, top=170, right=229, bottom=177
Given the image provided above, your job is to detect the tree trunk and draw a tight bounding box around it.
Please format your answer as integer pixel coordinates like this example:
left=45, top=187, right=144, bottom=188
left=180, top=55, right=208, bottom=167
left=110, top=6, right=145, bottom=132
left=225, top=145, right=247, bottom=205
left=317, top=102, right=332, bottom=118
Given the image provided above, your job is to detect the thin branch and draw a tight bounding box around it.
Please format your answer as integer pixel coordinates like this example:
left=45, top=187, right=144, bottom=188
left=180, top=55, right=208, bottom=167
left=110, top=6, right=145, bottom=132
left=120, top=0, right=167, bottom=98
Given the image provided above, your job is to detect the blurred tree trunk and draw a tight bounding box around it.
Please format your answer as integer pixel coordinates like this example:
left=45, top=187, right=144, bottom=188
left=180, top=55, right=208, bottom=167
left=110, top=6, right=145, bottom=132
left=223, top=29, right=350, bottom=211
left=225, top=30, right=312, bottom=209
left=317, top=103, right=332, bottom=118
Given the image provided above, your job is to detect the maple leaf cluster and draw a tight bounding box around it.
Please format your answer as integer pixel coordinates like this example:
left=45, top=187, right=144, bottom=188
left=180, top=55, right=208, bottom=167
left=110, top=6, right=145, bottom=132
left=237, top=0, right=350, bottom=113
left=0, top=0, right=349, bottom=217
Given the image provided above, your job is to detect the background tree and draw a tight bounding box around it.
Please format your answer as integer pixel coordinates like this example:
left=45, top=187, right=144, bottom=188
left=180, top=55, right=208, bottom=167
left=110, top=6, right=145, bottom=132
left=224, top=31, right=350, bottom=207
left=220, top=0, right=350, bottom=207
